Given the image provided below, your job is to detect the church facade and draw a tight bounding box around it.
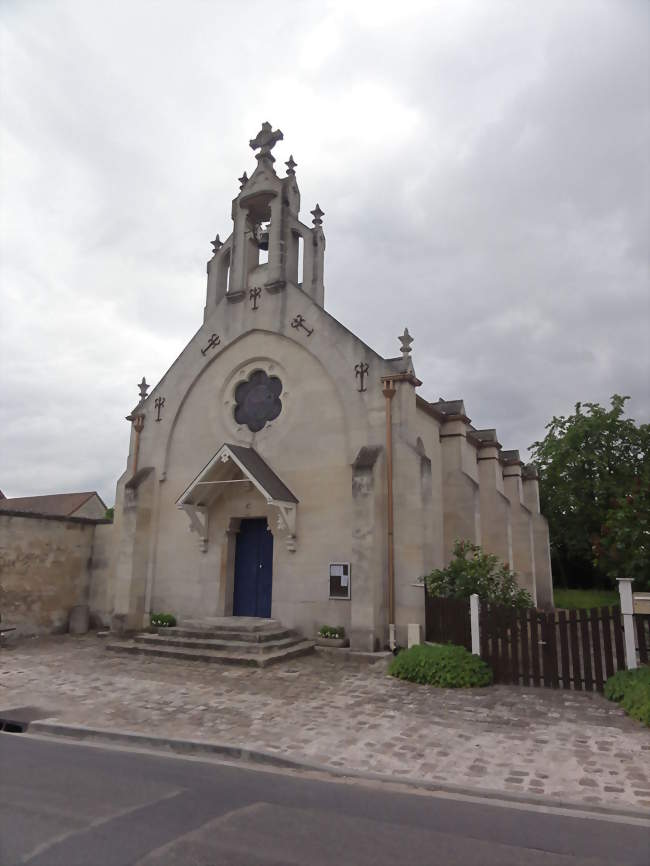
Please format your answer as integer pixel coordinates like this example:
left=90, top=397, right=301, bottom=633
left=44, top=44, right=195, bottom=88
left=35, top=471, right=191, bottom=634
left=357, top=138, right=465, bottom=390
left=109, top=124, right=553, bottom=651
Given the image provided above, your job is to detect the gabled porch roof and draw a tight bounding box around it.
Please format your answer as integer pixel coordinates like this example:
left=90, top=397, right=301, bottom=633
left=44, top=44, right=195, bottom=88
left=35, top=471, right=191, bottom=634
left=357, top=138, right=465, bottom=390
left=176, top=443, right=298, bottom=510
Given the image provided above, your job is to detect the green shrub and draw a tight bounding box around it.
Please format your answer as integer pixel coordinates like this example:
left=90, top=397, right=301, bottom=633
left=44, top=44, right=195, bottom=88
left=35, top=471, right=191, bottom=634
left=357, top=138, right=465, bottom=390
left=319, top=625, right=345, bottom=639
left=603, top=666, right=650, bottom=727
left=388, top=643, right=493, bottom=688
left=422, top=539, right=533, bottom=608
left=150, top=613, right=177, bottom=628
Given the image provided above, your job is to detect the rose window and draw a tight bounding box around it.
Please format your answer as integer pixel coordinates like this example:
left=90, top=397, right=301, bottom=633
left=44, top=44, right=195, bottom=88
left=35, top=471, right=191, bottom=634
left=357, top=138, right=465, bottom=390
left=234, top=370, right=283, bottom=432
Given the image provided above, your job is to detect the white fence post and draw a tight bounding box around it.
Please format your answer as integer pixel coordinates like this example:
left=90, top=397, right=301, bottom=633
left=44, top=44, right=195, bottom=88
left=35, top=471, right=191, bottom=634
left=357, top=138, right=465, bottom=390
left=617, top=578, right=637, bottom=670
left=470, top=593, right=480, bottom=656
left=407, top=623, right=421, bottom=648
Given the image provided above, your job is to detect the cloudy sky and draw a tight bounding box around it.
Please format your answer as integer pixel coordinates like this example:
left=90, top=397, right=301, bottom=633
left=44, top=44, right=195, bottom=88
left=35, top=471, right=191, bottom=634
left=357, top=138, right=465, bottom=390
left=1, top=0, right=648, bottom=506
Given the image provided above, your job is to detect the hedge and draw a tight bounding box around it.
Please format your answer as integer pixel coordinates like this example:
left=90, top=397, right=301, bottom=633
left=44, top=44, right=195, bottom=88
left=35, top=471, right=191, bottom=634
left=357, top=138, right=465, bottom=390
left=388, top=643, right=493, bottom=688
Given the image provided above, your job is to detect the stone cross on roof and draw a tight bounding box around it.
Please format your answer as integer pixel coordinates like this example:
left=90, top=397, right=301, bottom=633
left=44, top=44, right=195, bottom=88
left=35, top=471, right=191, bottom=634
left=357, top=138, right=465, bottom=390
left=249, top=122, right=284, bottom=159
left=399, top=327, right=413, bottom=358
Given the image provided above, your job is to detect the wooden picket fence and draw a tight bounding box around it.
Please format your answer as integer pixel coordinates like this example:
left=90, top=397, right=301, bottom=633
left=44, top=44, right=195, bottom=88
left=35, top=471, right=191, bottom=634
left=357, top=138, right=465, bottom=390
left=424, top=594, right=650, bottom=692
left=424, top=595, right=473, bottom=652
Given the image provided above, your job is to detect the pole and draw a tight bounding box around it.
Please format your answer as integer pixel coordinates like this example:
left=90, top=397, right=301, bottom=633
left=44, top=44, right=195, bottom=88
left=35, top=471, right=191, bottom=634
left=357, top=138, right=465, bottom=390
left=383, top=380, right=396, bottom=645
left=470, top=593, right=480, bottom=655
left=617, top=578, right=637, bottom=670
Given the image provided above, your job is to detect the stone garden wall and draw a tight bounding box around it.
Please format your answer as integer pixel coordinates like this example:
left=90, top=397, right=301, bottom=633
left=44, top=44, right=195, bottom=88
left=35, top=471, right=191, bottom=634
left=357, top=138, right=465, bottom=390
left=0, top=511, right=113, bottom=635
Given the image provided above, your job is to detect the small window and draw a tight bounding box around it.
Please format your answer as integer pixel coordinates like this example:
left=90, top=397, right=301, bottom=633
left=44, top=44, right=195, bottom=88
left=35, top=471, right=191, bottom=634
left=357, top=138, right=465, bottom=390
left=329, top=563, right=351, bottom=600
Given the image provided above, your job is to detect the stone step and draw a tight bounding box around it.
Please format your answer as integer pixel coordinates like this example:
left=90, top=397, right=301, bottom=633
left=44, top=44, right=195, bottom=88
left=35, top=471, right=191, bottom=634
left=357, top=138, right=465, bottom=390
left=135, top=633, right=306, bottom=653
left=160, top=626, right=293, bottom=643
left=105, top=639, right=315, bottom=667
left=180, top=617, right=281, bottom=634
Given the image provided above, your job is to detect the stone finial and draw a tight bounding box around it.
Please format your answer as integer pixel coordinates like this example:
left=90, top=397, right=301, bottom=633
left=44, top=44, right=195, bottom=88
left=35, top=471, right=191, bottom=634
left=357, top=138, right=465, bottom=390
left=211, top=234, right=223, bottom=254
left=310, top=204, right=324, bottom=226
left=249, top=122, right=283, bottom=162
left=138, top=377, right=149, bottom=400
left=285, top=154, right=297, bottom=175
left=238, top=171, right=248, bottom=190
left=399, top=328, right=413, bottom=359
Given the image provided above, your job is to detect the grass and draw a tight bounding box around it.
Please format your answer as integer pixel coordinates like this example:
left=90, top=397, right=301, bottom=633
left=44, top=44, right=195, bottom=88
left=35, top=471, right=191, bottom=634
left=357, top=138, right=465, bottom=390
left=553, top=588, right=619, bottom=610
left=604, top=667, right=650, bottom=727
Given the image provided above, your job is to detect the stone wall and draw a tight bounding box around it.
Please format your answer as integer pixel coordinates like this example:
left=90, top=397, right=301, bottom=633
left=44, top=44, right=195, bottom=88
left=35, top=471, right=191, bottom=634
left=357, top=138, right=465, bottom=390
left=0, top=511, right=112, bottom=635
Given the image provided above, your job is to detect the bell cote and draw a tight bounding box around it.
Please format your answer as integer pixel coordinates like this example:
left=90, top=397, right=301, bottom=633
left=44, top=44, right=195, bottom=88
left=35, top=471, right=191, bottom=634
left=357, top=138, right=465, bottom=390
left=205, top=123, right=326, bottom=319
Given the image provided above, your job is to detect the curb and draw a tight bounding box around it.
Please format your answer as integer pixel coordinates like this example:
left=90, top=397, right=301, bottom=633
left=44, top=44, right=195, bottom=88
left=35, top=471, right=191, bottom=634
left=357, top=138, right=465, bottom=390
left=25, top=720, right=650, bottom=822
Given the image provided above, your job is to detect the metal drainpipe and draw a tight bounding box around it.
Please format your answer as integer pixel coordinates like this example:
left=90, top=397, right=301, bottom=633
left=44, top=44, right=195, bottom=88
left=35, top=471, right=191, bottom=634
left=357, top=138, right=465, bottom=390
left=382, top=379, right=396, bottom=648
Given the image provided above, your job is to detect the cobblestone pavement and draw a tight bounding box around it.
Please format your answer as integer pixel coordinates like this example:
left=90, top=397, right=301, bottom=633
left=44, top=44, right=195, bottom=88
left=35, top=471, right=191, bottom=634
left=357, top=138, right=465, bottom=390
left=2, top=635, right=649, bottom=811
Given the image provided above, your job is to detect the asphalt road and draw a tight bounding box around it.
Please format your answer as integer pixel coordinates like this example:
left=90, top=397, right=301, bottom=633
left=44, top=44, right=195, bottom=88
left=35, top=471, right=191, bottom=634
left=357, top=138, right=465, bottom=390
left=0, top=734, right=648, bottom=866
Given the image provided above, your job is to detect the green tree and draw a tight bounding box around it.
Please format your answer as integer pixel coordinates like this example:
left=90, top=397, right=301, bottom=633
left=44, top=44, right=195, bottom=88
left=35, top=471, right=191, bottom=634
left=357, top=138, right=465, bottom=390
left=422, top=539, right=533, bottom=608
left=530, top=395, right=649, bottom=588
left=594, top=462, right=650, bottom=590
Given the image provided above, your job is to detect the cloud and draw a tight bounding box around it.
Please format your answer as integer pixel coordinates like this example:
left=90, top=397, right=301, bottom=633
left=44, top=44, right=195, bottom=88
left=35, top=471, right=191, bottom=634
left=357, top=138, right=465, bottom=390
left=0, top=0, right=648, bottom=503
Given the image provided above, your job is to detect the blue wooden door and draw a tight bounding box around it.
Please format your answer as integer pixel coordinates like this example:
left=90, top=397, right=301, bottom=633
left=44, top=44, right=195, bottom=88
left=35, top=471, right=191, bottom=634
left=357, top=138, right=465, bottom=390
left=233, top=518, right=273, bottom=618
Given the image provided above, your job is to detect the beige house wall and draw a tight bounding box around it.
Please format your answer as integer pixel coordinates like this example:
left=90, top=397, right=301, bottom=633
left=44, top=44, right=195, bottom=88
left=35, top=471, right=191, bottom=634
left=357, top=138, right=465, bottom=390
left=350, top=448, right=387, bottom=651
left=477, top=446, right=513, bottom=568
left=503, top=465, right=537, bottom=604
left=439, top=423, right=480, bottom=563
left=415, top=408, right=445, bottom=574
left=523, top=475, right=554, bottom=609
left=391, top=384, right=435, bottom=645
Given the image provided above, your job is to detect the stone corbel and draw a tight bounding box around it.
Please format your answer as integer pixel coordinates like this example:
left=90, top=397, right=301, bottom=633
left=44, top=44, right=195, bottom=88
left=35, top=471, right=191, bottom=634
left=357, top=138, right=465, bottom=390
left=272, top=502, right=297, bottom=552
left=181, top=504, right=209, bottom=553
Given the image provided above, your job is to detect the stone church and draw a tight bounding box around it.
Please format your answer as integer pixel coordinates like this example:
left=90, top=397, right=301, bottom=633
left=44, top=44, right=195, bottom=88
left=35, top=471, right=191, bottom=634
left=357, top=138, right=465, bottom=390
left=108, top=123, right=553, bottom=652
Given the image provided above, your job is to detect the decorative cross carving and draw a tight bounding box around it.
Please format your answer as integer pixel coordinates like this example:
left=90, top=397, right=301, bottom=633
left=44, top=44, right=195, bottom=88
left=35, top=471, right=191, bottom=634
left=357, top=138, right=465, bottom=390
left=249, top=287, right=261, bottom=310
left=200, top=333, right=221, bottom=356
left=355, top=362, right=369, bottom=392
left=138, top=377, right=149, bottom=400
left=291, top=314, right=314, bottom=337
left=154, top=396, right=165, bottom=422
left=249, top=122, right=283, bottom=159
left=238, top=171, right=248, bottom=190
left=211, top=234, right=223, bottom=254
left=399, top=327, right=413, bottom=358
left=285, top=154, right=297, bottom=175
left=310, top=204, right=324, bottom=226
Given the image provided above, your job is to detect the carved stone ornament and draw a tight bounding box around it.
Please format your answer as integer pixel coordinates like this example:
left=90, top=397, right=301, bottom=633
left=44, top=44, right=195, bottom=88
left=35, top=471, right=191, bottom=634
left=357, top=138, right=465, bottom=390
left=355, top=362, right=369, bottom=392
left=201, top=333, right=221, bottom=356
left=399, top=327, right=413, bottom=357
left=249, top=122, right=283, bottom=159
left=290, top=314, right=314, bottom=337
left=285, top=154, right=297, bottom=175
left=234, top=370, right=283, bottom=433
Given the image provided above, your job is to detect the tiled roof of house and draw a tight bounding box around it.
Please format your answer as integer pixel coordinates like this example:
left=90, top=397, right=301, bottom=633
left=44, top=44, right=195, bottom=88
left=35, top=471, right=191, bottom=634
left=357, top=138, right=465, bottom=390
left=0, top=491, right=105, bottom=517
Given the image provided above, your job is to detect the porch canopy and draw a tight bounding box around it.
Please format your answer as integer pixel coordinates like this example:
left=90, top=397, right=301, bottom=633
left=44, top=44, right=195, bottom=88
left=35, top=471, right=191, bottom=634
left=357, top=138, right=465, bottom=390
left=176, top=443, right=298, bottom=550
